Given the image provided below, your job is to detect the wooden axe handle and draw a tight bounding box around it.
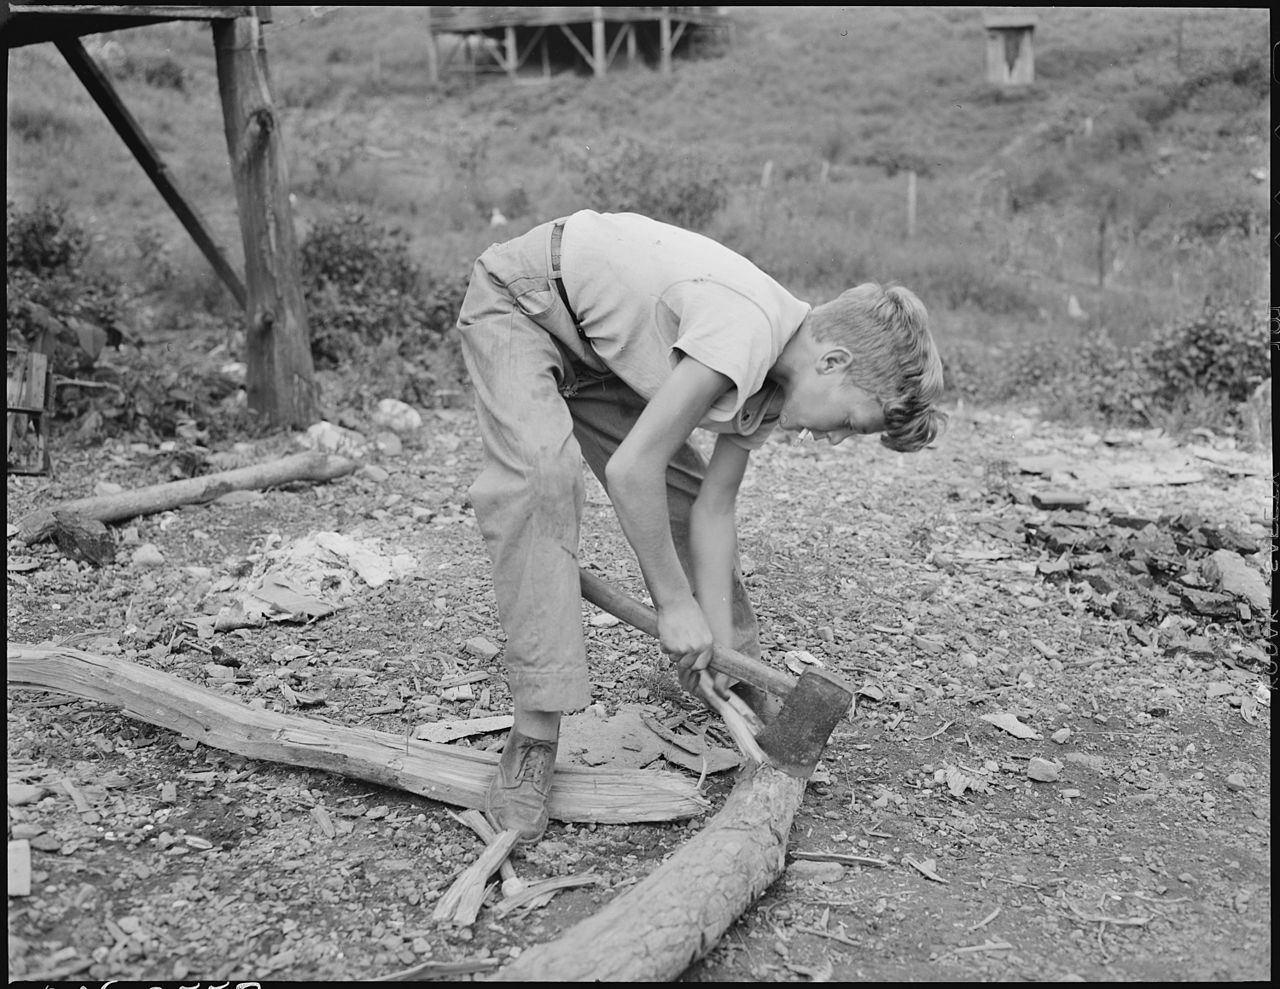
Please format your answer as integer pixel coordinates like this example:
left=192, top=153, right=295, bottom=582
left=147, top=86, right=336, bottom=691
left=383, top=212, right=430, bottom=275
left=579, top=567, right=796, bottom=700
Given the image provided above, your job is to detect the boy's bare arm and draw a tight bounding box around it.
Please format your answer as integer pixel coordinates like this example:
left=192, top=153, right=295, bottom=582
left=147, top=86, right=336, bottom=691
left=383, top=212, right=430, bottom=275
left=604, top=356, right=733, bottom=674
left=688, top=435, right=750, bottom=693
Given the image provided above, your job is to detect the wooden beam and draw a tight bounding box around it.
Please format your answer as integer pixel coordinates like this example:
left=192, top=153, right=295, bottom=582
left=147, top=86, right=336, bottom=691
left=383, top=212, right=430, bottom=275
left=212, top=13, right=318, bottom=429
left=670, top=17, right=689, bottom=49
left=557, top=22, right=596, bottom=74
left=7, top=4, right=253, bottom=17
left=53, top=37, right=247, bottom=308
left=515, top=25, right=546, bottom=73
left=604, top=17, right=629, bottom=69
left=6, top=644, right=710, bottom=825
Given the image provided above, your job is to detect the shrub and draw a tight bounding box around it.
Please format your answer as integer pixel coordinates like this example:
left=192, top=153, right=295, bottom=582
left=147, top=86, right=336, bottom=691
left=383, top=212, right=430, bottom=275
left=568, top=134, right=728, bottom=231
left=299, top=211, right=467, bottom=370
left=7, top=198, right=88, bottom=274
left=141, top=57, right=186, bottom=92
left=6, top=198, right=127, bottom=376
left=996, top=302, right=1269, bottom=435
left=1142, top=300, right=1268, bottom=408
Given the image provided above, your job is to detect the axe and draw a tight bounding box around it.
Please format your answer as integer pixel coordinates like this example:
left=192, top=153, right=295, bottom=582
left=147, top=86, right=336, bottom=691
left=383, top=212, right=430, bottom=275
left=579, top=568, right=853, bottom=779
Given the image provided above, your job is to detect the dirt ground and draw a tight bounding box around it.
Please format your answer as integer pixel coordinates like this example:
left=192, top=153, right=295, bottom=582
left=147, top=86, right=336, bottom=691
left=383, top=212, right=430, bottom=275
left=6, top=400, right=1272, bottom=983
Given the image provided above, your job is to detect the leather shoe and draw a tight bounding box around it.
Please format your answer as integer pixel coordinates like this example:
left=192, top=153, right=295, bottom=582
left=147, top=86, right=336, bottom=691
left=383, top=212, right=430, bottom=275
left=486, top=729, right=559, bottom=843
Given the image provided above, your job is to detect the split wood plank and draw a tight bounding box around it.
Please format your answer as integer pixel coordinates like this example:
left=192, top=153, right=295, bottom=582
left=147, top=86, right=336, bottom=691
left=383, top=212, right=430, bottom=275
left=14, top=451, right=357, bottom=545
left=432, top=828, right=521, bottom=926
left=489, top=762, right=806, bottom=981
left=6, top=644, right=707, bottom=824
left=452, top=809, right=524, bottom=897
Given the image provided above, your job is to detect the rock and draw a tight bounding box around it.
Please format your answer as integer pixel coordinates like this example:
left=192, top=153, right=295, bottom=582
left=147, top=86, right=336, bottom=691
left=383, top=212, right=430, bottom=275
left=787, top=859, right=845, bottom=883
left=1027, top=757, right=1063, bottom=782
left=375, top=432, right=403, bottom=456
left=1179, top=586, right=1237, bottom=618
left=7, top=783, right=46, bottom=806
left=372, top=398, right=423, bottom=435
left=464, top=636, right=501, bottom=660
left=301, top=420, right=371, bottom=458
left=1202, top=550, right=1268, bottom=613
left=131, top=543, right=165, bottom=569
left=1224, top=773, right=1249, bottom=791
left=358, top=464, right=390, bottom=483
left=8, top=839, right=31, bottom=897
left=1031, top=489, right=1090, bottom=511
left=1050, top=727, right=1071, bottom=744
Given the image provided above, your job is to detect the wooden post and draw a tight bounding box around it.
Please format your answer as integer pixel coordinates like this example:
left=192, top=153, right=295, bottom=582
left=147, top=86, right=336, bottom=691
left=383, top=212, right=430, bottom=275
left=504, top=25, right=517, bottom=77
left=424, top=6, right=439, bottom=84
left=1096, top=213, right=1108, bottom=288
left=659, top=9, right=672, bottom=74
left=626, top=23, right=637, bottom=67
left=906, top=169, right=917, bottom=239
left=592, top=7, right=606, bottom=78
left=212, top=12, right=318, bottom=429
left=54, top=38, right=247, bottom=309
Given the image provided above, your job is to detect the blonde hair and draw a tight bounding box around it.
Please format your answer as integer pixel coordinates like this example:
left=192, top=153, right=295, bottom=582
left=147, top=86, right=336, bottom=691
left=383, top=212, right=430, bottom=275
left=807, top=282, right=946, bottom=453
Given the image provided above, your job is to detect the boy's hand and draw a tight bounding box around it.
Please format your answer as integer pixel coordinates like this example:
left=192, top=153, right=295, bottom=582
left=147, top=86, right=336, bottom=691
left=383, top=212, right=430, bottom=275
left=657, top=597, right=716, bottom=692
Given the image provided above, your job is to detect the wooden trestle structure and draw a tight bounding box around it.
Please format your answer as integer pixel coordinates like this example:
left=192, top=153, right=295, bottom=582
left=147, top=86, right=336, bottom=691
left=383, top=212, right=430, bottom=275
left=3, top=4, right=317, bottom=429
left=423, top=5, right=731, bottom=81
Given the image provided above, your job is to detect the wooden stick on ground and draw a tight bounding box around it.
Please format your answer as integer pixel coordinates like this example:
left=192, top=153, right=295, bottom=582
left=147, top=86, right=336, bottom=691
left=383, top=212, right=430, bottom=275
left=432, top=829, right=521, bottom=926
left=488, top=761, right=806, bottom=981
left=14, top=450, right=357, bottom=545
left=452, top=809, right=525, bottom=898
left=6, top=643, right=708, bottom=825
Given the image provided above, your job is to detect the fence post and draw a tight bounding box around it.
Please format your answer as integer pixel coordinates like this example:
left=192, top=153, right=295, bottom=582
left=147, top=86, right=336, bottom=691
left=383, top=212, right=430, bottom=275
left=906, top=170, right=918, bottom=239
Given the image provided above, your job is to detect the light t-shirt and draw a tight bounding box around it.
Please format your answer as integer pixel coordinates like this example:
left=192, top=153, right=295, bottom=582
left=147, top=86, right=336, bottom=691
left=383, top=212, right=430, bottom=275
left=558, top=210, right=810, bottom=450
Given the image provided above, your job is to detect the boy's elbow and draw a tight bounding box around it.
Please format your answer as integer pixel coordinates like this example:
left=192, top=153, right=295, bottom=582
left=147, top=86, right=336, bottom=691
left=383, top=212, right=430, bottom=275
left=603, top=453, right=634, bottom=492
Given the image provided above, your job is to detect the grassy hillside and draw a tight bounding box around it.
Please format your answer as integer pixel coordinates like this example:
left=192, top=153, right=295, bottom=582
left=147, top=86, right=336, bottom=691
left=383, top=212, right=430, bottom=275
left=6, top=6, right=1269, bottom=424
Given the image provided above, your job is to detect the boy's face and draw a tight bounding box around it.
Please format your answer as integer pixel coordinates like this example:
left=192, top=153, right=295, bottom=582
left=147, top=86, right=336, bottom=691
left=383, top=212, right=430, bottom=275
left=780, top=347, right=886, bottom=446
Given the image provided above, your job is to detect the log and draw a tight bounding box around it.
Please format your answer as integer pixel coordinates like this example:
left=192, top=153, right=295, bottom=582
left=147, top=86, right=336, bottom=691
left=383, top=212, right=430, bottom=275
left=490, top=762, right=806, bottom=981
left=6, top=644, right=707, bottom=824
left=14, top=451, right=357, bottom=545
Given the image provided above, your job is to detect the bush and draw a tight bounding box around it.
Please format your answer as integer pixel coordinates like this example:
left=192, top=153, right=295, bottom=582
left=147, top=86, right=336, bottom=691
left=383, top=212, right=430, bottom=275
left=1142, top=300, right=1268, bottom=408
left=6, top=198, right=127, bottom=376
left=568, top=135, right=728, bottom=231
left=299, top=211, right=468, bottom=370
left=7, top=198, right=88, bottom=274
left=995, top=302, right=1268, bottom=434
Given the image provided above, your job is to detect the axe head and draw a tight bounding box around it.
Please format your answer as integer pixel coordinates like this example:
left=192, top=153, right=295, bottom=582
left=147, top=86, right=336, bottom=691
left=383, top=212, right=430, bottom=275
left=753, top=668, right=853, bottom=779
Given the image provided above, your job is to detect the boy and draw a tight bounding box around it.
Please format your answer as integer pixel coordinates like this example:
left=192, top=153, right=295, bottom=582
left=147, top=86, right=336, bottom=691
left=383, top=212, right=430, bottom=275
left=455, top=209, right=945, bottom=842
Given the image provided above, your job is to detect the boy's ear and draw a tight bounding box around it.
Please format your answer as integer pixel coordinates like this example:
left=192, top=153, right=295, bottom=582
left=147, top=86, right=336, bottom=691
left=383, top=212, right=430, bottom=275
left=817, top=346, right=854, bottom=374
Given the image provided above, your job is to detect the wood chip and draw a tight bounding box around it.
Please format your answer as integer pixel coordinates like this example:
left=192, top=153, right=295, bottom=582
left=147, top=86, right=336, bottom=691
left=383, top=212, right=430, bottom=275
left=310, top=805, right=337, bottom=838
left=432, top=829, right=521, bottom=925
left=491, top=873, right=605, bottom=917
left=903, top=855, right=949, bottom=884
left=791, top=850, right=888, bottom=868
left=414, top=715, right=513, bottom=744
